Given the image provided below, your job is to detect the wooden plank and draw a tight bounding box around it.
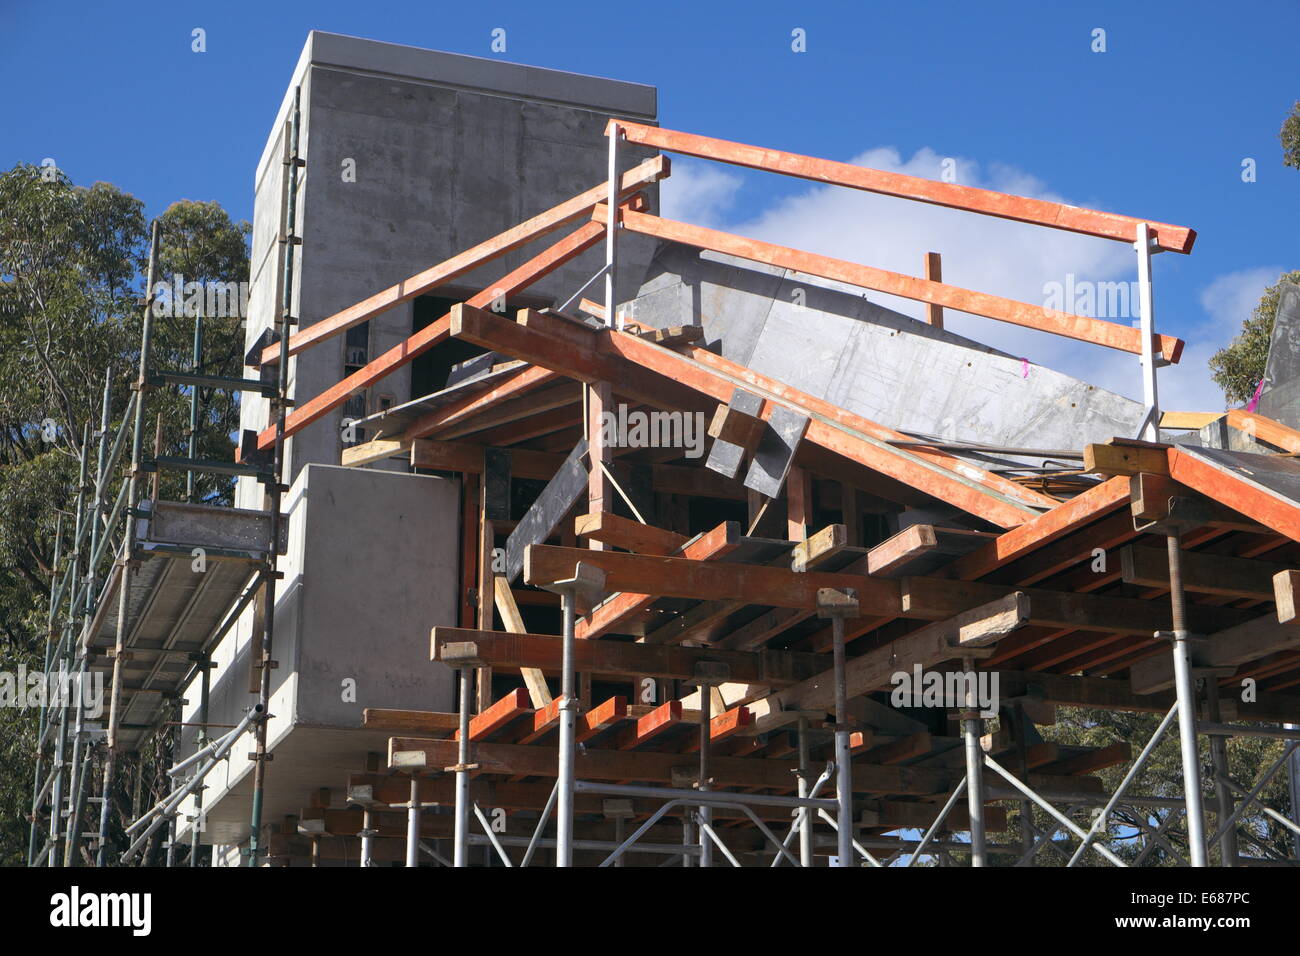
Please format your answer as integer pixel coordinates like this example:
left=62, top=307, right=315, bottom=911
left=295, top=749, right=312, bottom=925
left=615, top=122, right=1195, bottom=253
left=525, top=543, right=903, bottom=613
left=619, top=208, right=1185, bottom=361
left=341, top=438, right=408, bottom=467
left=362, top=708, right=459, bottom=735
left=1120, top=544, right=1288, bottom=600
left=388, top=736, right=956, bottom=795
left=454, top=687, right=532, bottom=741
left=492, top=575, right=552, bottom=708
left=575, top=521, right=740, bottom=640
left=410, top=439, right=745, bottom=500
left=1129, top=615, right=1300, bottom=693
left=901, top=576, right=1252, bottom=635
left=1275, top=570, right=1300, bottom=623
left=947, top=477, right=1131, bottom=580
left=431, top=626, right=826, bottom=685
left=249, top=220, right=607, bottom=454
left=775, top=595, right=1026, bottom=712
left=574, top=512, right=687, bottom=556
left=1226, top=409, right=1300, bottom=454
left=1160, top=411, right=1223, bottom=430
left=257, top=155, right=668, bottom=366
left=1084, top=439, right=1172, bottom=477
left=868, top=524, right=995, bottom=577
left=1168, top=447, right=1300, bottom=543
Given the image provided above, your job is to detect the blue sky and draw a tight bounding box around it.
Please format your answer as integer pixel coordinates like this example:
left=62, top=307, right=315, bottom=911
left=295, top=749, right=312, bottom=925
left=4, top=0, right=1298, bottom=409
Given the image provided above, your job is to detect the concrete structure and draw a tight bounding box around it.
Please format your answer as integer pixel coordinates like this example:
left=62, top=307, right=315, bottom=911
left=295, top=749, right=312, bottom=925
left=194, top=33, right=660, bottom=857
left=627, top=243, right=1144, bottom=452
left=178, top=463, right=458, bottom=847
left=237, top=31, right=659, bottom=502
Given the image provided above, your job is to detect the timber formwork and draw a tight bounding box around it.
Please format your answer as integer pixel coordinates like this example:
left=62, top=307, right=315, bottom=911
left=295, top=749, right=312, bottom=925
left=33, top=115, right=1300, bottom=867
left=238, top=120, right=1300, bottom=867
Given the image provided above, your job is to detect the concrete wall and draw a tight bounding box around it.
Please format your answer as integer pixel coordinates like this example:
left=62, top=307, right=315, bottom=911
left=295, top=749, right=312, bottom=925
left=238, top=31, right=659, bottom=507
left=180, top=463, right=459, bottom=844
left=627, top=242, right=1145, bottom=451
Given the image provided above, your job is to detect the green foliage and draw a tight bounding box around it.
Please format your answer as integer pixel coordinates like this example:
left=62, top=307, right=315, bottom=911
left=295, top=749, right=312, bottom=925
left=0, top=164, right=249, bottom=864
left=1208, top=271, right=1300, bottom=406
left=1283, top=101, right=1300, bottom=171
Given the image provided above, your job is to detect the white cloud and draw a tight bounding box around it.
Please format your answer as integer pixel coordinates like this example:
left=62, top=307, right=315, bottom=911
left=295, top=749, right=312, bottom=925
left=659, top=159, right=743, bottom=230
left=681, top=143, right=1278, bottom=414
left=1198, top=267, right=1284, bottom=335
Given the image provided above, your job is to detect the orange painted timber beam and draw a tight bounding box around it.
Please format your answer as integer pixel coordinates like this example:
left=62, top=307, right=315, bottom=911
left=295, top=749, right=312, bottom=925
left=249, top=219, right=606, bottom=454
left=257, top=154, right=668, bottom=366
left=1168, top=447, right=1300, bottom=544
left=613, top=700, right=685, bottom=750
left=615, top=208, right=1184, bottom=362
left=576, top=520, right=740, bottom=640
left=401, top=364, right=562, bottom=442
left=613, top=121, right=1195, bottom=254
left=677, top=706, right=754, bottom=752
left=945, top=476, right=1131, bottom=581
left=516, top=695, right=627, bottom=745
left=454, top=687, right=531, bottom=741
left=450, top=304, right=1048, bottom=528
left=576, top=696, right=628, bottom=742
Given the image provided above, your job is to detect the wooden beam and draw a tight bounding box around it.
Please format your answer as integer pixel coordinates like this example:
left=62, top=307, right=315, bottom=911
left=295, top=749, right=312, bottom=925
left=1226, top=409, right=1300, bottom=454
left=1275, top=570, right=1300, bottom=623
left=493, top=574, right=552, bottom=709
left=1160, top=411, right=1223, bottom=430
left=257, top=155, right=668, bottom=366
left=947, top=477, right=1131, bottom=580
left=410, top=439, right=745, bottom=500
left=341, top=438, right=408, bottom=467
left=1083, top=439, right=1172, bottom=477
left=250, top=220, right=606, bottom=454
left=1120, top=544, right=1288, bottom=600
left=432, top=626, right=826, bottom=685
left=454, top=687, right=532, bottom=741
left=526, top=543, right=903, bottom=613
left=618, top=208, right=1185, bottom=361
left=923, top=252, right=944, bottom=328
left=901, top=576, right=1251, bottom=634
left=575, top=520, right=740, bottom=640
left=452, top=305, right=1052, bottom=527
left=389, top=736, right=957, bottom=795
left=614, top=121, right=1196, bottom=254
left=362, top=709, right=459, bottom=735
left=708, top=402, right=765, bottom=451
left=1130, top=615, right=1300, bottom=693
left=1168, top=446, right=1300, bottom=543
left=867, top=524, right=995, bottom=577
left=574, top=512, right=687, bottom=556
left=775, top=595, right=1026, bottom=712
